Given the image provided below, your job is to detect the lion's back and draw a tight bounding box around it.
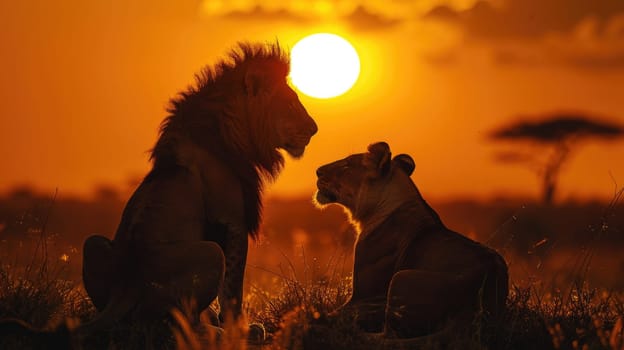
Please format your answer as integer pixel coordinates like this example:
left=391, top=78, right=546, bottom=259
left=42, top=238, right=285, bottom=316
left=113, top=165, right=206, bottom=245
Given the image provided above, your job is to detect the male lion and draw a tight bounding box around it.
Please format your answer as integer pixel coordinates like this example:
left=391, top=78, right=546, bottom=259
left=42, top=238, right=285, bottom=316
left=315, top=142, right=507, bottom=341
left=78, top=43, right=317, bottom=337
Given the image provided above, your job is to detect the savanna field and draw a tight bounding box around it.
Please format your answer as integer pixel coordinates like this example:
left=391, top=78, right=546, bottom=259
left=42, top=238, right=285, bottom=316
left=3, top=2, right=624, bottom=349
left=1, top=187, right=623, bottom=349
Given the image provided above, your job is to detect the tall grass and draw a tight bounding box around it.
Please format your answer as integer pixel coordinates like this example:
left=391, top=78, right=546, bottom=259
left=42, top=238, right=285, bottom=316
left=245, top=190, right=624, bottom=350
left=0, top=190, right=94, bottom=348
left=244, top=249, right=365, bottom=349
left=0, top=189, right=90, bottom=326
left=0, top=190, right=623, bottom=349
left=244, top=260, right=624, bottom=349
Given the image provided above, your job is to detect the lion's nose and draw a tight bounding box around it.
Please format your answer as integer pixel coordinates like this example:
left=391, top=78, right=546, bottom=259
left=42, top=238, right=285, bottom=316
left=309, top=117, right=318, bottom=137
left=316, top=166, right=325, bottom=178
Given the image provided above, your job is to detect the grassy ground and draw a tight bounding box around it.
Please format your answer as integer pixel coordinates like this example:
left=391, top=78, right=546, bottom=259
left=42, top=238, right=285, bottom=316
left=1, top=191, right=623, bottom=349
left=245, top=263, right=624, bottom=350
left=1, top=250, right=624, bottom=350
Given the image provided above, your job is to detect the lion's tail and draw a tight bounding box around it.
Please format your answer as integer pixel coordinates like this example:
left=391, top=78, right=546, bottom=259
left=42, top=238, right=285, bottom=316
left=0, top=318, right=71, bottom=348
left=0, top=286, right=141, bottom=348
left=72, top=285, right=140, bottom=338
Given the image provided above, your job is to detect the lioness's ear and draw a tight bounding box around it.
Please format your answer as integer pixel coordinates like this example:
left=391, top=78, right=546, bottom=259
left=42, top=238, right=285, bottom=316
left=393, top=154, right=415, bottom=176
left=365, top=142, right=391, bottom=177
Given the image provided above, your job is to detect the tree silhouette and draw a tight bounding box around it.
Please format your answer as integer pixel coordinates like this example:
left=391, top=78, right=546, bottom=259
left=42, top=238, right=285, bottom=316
left=489, top=113, right=624, bottom=204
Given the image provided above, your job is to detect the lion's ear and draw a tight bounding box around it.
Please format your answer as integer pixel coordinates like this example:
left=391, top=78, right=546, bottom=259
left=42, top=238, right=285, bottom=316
left=244, top=66, right=267, bottom=96
left=393, top=154, right=415, bottom=176
left=365, top=142, right=391, bottom=177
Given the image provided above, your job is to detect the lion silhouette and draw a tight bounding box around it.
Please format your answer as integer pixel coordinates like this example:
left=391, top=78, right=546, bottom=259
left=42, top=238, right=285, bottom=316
left=315, top=142, right=507, bottom=341
left=1, top=42, right=317, bottom=346
left=82, top=42, right=317, bottom=329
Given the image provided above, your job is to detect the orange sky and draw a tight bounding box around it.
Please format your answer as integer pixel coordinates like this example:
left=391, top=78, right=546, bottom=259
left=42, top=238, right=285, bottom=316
left=1, top=0, right=624, bottom=202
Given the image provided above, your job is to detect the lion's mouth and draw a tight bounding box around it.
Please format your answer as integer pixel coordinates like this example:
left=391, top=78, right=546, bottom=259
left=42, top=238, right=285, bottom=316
left=315, top=181, right=338, bottom=204
left=283, top=143, right=306, bottom=158
left=283, top=134, right=313, bottom=159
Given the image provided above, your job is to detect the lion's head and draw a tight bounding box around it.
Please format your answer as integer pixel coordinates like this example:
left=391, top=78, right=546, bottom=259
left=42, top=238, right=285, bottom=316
left=315, top=142, right=417, bottom=220
left=251, top=79, right=317, bottom=159
left=153, top=42, right=317, bottom=179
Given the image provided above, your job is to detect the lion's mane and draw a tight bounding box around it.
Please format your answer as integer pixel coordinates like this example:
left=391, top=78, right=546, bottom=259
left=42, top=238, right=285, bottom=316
left=151, top=43, right=290, bottom=238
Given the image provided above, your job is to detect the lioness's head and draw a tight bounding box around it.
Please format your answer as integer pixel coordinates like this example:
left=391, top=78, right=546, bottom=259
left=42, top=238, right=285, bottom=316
left=315, top=142, right=416, bottom=216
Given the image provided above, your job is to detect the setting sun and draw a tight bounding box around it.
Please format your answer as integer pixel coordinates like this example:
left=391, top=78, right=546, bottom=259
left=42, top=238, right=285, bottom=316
left=289, top=33, right=360, bottom=99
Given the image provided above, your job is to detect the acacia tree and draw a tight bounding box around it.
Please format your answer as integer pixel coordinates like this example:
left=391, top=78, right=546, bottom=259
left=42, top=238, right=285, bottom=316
left=489, top=113, right=624, bottom=204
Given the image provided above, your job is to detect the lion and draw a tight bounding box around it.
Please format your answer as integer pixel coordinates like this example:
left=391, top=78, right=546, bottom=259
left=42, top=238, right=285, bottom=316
left=82, top=41, right=317, bottom=329
left=314, top=142, right=508, bottom=342
left=1, top=42, right=317, bottom=346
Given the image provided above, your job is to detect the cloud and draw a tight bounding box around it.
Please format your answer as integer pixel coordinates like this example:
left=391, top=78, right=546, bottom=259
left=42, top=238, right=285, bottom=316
left=424, top=0, right=624, bottom=40
left=546, top=15, right=624, bottom=69
left=200, top=1, right=407, bottom=31
left=423, top=50, right=460, bottom=67
left=491, top=48, right=539, bottom=66
left=423, top=0, right=624, bottom=69
left=342, top=5, right=403, bottom=31
left=221, top=5, right=310, bottom=23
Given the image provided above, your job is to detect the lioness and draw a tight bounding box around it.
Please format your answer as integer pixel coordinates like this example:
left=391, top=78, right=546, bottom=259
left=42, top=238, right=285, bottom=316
left=315, top=142, right=508, bottom=340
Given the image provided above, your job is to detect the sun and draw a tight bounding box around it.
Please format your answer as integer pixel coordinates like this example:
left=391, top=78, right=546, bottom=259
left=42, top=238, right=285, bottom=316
left=290, top=33, right=361, bottom=99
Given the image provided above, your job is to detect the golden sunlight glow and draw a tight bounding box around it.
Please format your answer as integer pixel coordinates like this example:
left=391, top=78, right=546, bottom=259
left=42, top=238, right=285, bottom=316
left=290, top=33, right=361, bottom=99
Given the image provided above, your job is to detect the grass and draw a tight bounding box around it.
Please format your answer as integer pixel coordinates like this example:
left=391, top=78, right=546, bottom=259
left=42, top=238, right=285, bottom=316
left=1, top=248, right=624, bottom=349
left=0, top=191, right=90, bottom=323
left=0, top=191, right=95, bottom=348
left=245, top=251, right=366, bottom=349
left=245, top=266, right=624, bottom=349
left=1, top=191, right=623, bottom=349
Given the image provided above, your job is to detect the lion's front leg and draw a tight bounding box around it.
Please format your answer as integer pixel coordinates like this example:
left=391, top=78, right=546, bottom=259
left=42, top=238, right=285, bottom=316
left=385, top=270, right=469, bottom=338
left=343, top=296, right=386, bottom=333
left=140, top=241, right=225, bottom=319
left=218, top=226, right=248, bottom=322
left=82, top=235, right=115, bottom=311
